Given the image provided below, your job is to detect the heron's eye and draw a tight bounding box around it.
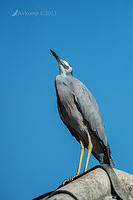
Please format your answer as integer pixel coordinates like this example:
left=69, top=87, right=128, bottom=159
left=64, top=65, right=69, bottom=70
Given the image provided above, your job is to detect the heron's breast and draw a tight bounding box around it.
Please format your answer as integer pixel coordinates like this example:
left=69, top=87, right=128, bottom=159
left=57, top=88, right=75, bottom=116
left=58, top=92, right=83, bottom=128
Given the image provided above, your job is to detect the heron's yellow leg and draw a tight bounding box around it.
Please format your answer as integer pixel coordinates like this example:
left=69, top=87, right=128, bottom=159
left=84, top=135, right=93, bottom=172
left=77, top=140, right=85, bottom=175
left=62, top=141, right=85, bottom=185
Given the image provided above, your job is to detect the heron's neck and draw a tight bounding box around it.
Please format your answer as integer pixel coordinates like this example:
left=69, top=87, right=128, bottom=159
left=60, top=72, right=73, bottom=77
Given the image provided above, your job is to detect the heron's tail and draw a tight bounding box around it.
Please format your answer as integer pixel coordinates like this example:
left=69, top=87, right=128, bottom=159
left=105, top=144, right=115, bottom=168
left=108, top=155, right=115, bottom=168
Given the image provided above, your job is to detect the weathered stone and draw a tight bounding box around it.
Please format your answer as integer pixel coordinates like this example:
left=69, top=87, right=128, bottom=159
left=37, top=168, right=133, bottom=200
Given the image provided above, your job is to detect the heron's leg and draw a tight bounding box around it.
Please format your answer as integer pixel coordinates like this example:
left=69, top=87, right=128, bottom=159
left=62, top=141, right=85, bottom=185
left=77, top=140, right=85, bottom=175
left=84, top=135, right=93, bottom=172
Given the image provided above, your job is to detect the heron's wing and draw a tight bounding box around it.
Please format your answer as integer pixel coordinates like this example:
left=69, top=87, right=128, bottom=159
left=73, top=79, right=108, bottom=147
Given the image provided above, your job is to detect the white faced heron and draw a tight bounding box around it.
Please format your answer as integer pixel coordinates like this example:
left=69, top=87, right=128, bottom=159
left=50, top=49, right=115, bottom=179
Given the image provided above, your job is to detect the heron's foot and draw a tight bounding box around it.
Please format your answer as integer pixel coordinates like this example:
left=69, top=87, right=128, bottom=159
left=62, top=175, right=79, bottom=185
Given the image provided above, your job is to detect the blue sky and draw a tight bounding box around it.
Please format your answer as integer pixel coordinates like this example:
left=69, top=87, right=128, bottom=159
left=0, top=0, right=133, bottom=199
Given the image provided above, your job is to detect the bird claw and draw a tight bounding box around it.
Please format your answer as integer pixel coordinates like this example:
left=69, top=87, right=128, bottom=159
left=62, top=175, right=78, bottom=185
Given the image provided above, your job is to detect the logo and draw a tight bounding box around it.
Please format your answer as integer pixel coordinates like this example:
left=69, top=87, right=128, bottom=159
left=12, top=9, right=18, bottom=17
left=11, top=9, right=56, bottom=17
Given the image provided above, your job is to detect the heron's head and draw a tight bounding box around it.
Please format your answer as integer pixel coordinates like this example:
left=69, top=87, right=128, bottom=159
left=50, top=49, right=73, bottom=76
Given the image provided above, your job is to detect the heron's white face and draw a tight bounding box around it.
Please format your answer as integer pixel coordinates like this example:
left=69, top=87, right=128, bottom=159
left=58, top=60, right=73, bottom=76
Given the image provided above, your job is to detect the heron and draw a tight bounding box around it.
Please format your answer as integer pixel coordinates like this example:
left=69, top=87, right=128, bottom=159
left=50, top=49, right=115, bottom=180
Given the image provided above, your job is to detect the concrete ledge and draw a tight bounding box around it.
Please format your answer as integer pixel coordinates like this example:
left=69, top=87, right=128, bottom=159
left=34, top=166, right=133, bottom=200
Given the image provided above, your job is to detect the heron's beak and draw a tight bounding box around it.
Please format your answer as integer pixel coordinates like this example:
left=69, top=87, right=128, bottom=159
left=50, top=49, right=61, bottom=62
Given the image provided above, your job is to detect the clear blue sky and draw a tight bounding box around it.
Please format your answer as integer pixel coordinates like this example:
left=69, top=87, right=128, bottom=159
left=0, top=0, right=133, bottom=199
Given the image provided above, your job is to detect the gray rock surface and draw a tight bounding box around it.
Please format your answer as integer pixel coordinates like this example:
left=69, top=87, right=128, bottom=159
left=46, top=168, right=133, bottom=200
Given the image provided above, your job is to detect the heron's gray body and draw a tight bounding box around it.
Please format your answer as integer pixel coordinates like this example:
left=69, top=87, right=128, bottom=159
left=51, top=49, right=115, bottom=168
left=56, top=75, right=112, bottom=165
